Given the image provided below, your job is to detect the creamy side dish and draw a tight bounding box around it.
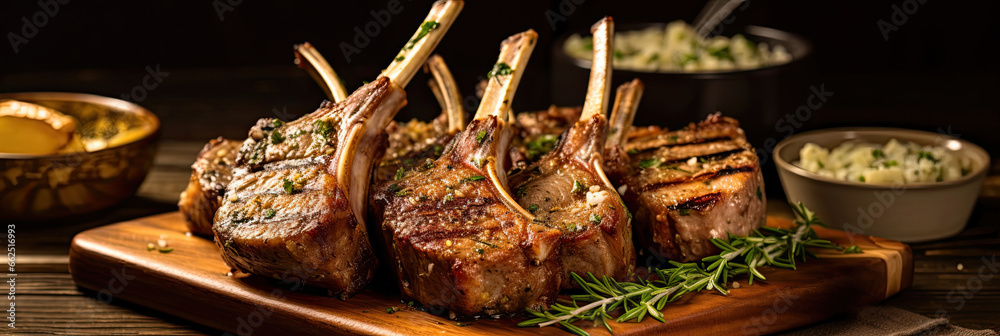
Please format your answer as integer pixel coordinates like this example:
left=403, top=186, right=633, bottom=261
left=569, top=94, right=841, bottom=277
left=564, top=20, right=792, bottom=73
left=795, top=138, right=975, bottom=184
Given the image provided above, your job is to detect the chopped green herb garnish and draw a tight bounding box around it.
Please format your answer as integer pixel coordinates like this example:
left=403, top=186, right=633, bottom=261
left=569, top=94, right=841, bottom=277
left=525, top=134, right=559, bottom=160
left=269, top=130, right=285, bottom=144
left=818, top=161, right=825, bottom=169
left=844, top=245, right=863, bottom=254
left=589, top=213, right=602, bottom=224
left=263, top=208, right=277, bottom=219
left=638, top=158, right=660, bottom=169
left=476, top=248, right=484, bottom=254
left=858, top=176, right=866, bottom=182
left=756, top=187, right=762, bottom=201
left=679, top=52, right=699, bottom=67
left=394, top=167, right=406, bottom=181
left=872, top=149, right=885, bottom=159
left=626, top=148, right=639, bottom=155
left=405, top=21, right=440, bottom=49
left=679, top=208, right=691, bottom=216
left=394, top=55, right=405, bottom=62
left=664, top=164, right=692, bottom=174
left=572, top=180, right=587, bottom=193
left=565, top=222, right=577, bottom=231
left=918, top=151, right=938, bottom=163
left=515, top=186, right=528, bottom=197
left=466, top=175, right=486, bottom=181
left=230, top=210, right=251, bottom=224
left=419, top=195, right=429, bottom=202
left=268, top=119, right=284, bottom=130
left=475, top=130, right=487, bottom=144
left=884, top=160, right=898, bottom=168
left=528, top=204, right=539, bottom=213
left=445, top=194, right=455, bottom=202
left=313, top=119, right=333, bottom=139
left=386, top=307, right=397, bottom=314
left=487, top=62, right=513, bottom=78
left=669, top=135, right=680, bottom=143
left=708, top=46, right=734, bottom=61
left=282, top=178, right=295, bottom=194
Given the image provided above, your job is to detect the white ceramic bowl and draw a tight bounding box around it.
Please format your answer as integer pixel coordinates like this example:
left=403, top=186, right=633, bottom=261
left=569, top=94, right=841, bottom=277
left=774, top=128, right=990, bottom=242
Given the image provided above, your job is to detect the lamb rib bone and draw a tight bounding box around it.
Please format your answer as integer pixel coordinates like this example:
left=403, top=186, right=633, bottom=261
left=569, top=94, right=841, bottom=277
left=213, top=0, right=463, bottom=297
left=294, top=42, right=350, bottom=103
left=606, top=79, right=644, bottom=148
left=425, top=54, right=466, bottom=133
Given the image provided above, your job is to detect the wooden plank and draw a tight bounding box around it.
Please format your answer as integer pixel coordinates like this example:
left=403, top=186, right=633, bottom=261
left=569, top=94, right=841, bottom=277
left=13, top=295, right=216, bottom=335
left=68, top=212, right=911, bottom=336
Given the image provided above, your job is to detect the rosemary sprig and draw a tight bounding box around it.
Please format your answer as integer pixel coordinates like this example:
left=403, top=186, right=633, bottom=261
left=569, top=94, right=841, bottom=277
left=519, top=202, right=855, bottom=336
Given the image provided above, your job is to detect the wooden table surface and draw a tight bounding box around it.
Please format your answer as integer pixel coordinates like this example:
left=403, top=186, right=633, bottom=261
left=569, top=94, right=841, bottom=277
left=6, top=140, right=998, bottom=335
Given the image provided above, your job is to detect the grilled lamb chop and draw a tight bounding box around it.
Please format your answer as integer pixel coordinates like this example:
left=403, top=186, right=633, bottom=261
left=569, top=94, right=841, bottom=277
left=374, top=30, right=562, bottom=316
left=178, top=42, right=350, bottom=236
left=605, top=82, right=766, bottom=262
left=212, top=0, right=463, bottom=297
left=509, top=17, right=633, bottom=287
left=376, top=55, right=467, bottom=183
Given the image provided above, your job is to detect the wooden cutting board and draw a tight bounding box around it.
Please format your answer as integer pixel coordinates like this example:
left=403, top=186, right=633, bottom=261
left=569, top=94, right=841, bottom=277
left=69, top=212, right=912, bottom=335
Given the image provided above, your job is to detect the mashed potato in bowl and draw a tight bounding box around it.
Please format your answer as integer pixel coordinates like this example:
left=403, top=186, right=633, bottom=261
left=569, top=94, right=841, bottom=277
left=564, top=20, right=792, bottom=73
left=795, top=138, right=975, bottom=185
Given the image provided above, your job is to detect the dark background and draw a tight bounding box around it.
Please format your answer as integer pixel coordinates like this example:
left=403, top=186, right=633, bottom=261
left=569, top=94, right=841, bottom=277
left=2, top=0, right=998, bottom=154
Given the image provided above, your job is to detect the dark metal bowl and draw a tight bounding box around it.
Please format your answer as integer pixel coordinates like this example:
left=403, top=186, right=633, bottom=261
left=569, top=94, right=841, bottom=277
left=551, top=23, right=815, bottom=147
left=0, top=92, right=160, bottom=221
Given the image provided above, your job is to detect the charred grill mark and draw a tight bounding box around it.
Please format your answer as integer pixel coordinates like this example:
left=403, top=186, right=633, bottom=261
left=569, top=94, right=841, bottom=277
left=656, top=147, right=746, bottom=166
left=635, top=165, right=755, bottom=193
left=666, top=192, right=721, bottom=211
left=631, top=136, right=732, bottom=153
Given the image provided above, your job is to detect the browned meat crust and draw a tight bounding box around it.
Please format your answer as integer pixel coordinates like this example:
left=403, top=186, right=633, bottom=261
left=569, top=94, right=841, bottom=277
left=178, top=137, right=239, bottom=236
left=509, top=115, right=635, bottom=288
left=373, top=117, right=562, bottom=316
left=214, top=78, right=405, bottom=297
left=606, top=113, right=766, bottom=262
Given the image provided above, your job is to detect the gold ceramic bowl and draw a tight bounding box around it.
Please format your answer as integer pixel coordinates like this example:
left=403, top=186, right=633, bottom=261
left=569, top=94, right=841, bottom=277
left=0, top=92, right=159, bottom=221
